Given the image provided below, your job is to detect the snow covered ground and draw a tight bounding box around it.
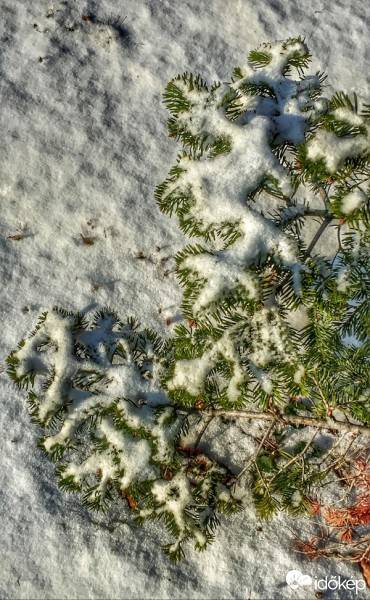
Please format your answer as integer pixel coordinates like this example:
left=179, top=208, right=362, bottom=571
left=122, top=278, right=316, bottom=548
left=0, top=0, right=369, bottom=598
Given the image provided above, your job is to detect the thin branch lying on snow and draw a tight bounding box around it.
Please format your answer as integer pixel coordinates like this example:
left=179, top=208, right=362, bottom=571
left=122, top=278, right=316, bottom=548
left=185, top=409, right=370, bottom=437
left=232, top=418, right=278, bottom=485
left=193, top=414, right=214, bottom=449
left=268, top=429, right=318, bottom=485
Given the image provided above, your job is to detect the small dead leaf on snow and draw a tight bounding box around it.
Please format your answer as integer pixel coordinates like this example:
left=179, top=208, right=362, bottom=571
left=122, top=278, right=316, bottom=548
left=80, top=234, right=95, bottom=245
left=8, top=224, right=26, bottom=241
left=126, top=495, right=137, bottom=510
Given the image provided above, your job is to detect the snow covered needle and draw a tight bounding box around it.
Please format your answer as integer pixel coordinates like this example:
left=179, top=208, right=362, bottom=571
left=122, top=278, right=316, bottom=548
left=7, top=37, right=370, bottom=560
left=7, top=307, right=240, bottom=561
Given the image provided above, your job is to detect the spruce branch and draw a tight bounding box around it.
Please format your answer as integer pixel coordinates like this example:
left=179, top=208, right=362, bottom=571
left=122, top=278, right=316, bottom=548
left=232, top=418, right=278, bottom=485
left=6, top=36, right=370, bottom=562
left=268, top=429, right=318, bottom=485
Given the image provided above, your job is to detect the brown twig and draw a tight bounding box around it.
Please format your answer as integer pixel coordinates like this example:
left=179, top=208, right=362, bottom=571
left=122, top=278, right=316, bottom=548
left=191, top=410, right=370, bottom=437
left=193, top=415, right=214, bottom=449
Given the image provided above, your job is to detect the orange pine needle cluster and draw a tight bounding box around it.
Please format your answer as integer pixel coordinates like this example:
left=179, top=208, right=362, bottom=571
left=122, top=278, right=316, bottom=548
left=295, top=452, right=370, bottom=580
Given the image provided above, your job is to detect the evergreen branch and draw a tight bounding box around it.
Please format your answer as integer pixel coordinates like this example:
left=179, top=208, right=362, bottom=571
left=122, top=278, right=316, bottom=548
left=275, top=189, right=334, bottom=300
left=268, top=430, right=318, bottom=485
left=292, top=209, right=330, bottom=219
left=6, top=36, right=370, bottom=563
left=317, top=434, right=362, bottom=484
left=232, top=418, right=278, bottom=485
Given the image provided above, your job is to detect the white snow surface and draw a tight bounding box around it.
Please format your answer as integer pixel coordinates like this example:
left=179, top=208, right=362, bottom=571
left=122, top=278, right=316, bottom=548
left=0, top=0, right=369, bottom=598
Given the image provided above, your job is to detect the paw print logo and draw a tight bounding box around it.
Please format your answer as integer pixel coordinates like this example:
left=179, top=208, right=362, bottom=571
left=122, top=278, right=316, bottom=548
left=286, top=570, right=312, bottom=590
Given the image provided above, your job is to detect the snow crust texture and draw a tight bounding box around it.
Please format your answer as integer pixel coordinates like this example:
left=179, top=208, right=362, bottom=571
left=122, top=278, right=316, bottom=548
left=0, top=0, right=369, bottom=598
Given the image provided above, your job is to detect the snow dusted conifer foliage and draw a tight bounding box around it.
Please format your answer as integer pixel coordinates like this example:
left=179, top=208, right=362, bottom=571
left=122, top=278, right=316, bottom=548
left=157, top=38, right=369, bottom=411
left=7, top=37, right=370, bottom=562
left=7, top=307, right=239, bottom=561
